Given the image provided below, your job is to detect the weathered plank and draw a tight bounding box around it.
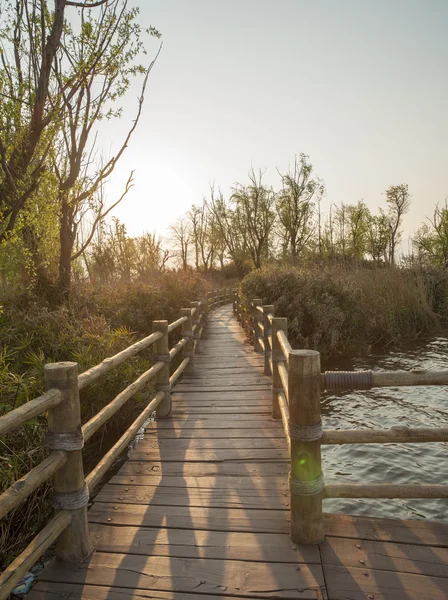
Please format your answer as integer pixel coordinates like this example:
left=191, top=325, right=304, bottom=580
left=95, top=483, right=290, bottom=509
left=28, top=583, right=249, bottom=600
left=320, top=536, right=448, bottom=578
left=88, top=524, right=318, bottom=563
left=323, top=564, right=448, bottom=600
left=108, top=474, right=289, bottom=490
left=144, top=427, right=286, bottom=439
left=324, top=513, right=448, bottom=547
left=129, top=448, right=289, bottom=462
left=139, top=438, right=285, bottom=450
left=37, top=552, right=326, bottom=599
left=88, top=502, right=290, bottom=533
left=118, top=461, right=290, bottom=477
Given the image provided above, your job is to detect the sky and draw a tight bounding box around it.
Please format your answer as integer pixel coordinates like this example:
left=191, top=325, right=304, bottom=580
left=99, top=0, right=447, bottom=249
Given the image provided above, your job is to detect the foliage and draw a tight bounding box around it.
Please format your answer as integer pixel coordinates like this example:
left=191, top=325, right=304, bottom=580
left=239, top=264, right=440, bottom=358
left=0, top=270, right=206, bottom=567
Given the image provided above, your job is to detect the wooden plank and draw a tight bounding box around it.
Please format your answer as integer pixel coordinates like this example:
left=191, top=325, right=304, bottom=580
left=320, top=536, right=448, bottom=578
left=324, top=564, right=448, bottom=600
left=37, top=552, right=326, bottom=599
left=170, top=406, right=271, bottom=415
left=173, top=386, right=271, bottom=392
left=139, top=438, right=285, bottom=450
left=108, top=474, right=289, bottom=490
left=118, top=461, right=290, bottom=477
left=144, top=427, right=286, bottom=439
left=89, top=524, right=319, bottom=563
left=29, top=582, right=250, bottom=600
left=88, top=502, right=290, bottom=533
left=94, top=483, right=290, bottom=510
left=324, top=513, right=448, bottom=547
left=129, top=448, right=289, bottom=462
left=147, top=416, right=281, bottom=428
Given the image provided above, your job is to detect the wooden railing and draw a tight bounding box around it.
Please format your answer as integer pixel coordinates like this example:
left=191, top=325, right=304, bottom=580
left=0, top=288, right=230, bottom=599
left=234, top=292, right=448, bottom=545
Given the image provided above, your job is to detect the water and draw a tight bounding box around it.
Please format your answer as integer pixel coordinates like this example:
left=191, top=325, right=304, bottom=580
left=321, top=337, right=448, bottom=522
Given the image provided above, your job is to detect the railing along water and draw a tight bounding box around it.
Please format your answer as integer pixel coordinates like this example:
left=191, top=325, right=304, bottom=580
left=233, top=291, right=448, bottom=545
left=0, top=288, right=232, bottom=600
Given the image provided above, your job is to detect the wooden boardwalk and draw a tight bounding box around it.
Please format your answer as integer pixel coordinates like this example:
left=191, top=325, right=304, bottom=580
left=29, top=306, right=448, bottom=600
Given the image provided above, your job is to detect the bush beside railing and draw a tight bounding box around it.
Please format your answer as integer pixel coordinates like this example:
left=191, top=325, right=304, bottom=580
left=0, top=288, right=233, bottom=599
left=234, top=292, right=448, bottom=545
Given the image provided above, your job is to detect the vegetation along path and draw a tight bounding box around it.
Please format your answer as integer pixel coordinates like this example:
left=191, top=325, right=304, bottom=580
left=29, top=305, right=448, bottom=600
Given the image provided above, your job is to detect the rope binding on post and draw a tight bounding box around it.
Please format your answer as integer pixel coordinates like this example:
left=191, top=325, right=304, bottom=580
left=155, top=354, right=171, bottom=364
left=288, top=421, right=322, bottom=442
left=46, top=427, right=84, bottom=451
left=51, top=483, right=89, bottom=510
left=289, top=473, right=324, bottom=497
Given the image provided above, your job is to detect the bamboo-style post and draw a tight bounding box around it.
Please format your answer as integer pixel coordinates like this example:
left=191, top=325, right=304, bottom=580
left=252, top=298, right=263, bottom=353
left=263, top=305, right=274, bottom=376
left=153, top=320, right=171, bottom=417
left=288, top=349, right=324, bottom=544
left=181, top=308, right=194, bottom=374
left=272, top=317, right=288, bottom=419
left=44, top=362, right=93, bottom=562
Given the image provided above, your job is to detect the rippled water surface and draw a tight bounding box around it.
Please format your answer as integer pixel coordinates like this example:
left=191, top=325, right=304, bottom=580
left=321, top=337, right=448, bottom=522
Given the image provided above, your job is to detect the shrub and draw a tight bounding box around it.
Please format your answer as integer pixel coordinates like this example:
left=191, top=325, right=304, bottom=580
left=0, top=271, right=208, bottom=567
left=239, top=264, right=440, bottom=357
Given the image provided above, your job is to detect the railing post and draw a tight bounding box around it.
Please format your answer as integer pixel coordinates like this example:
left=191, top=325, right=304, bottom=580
left=252, top=298, right=262, bottom=353
left=263, top=305, right=274, bottom=376
left=153, top=320, right=171, bottom=418
left=181, top=308, right=194, bottom=374
left=288, top=349, right=324, bottom=544
left=44, top=362, right=93, bottom=562
left=271, top=317, right=287, bottom=419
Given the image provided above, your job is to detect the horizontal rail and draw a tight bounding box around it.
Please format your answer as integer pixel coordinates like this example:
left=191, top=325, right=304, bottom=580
left=278, top=361, right=289, bottom=401
left=322, top=369, right=448, bottom=391
left=170, top=357, right=190, bottom=386
left=82, top=361, right=164, bottom=442
left=169, top=337, right=188, bottom=360
left=0, top=388, right=63, bottom=437
left=78, top=331, right=163, bottom=390
left=258, top=337, right=265, bottom=352
left=0, top=450, right=67, bottom=520
left=168, top=316, right=188, bottom=333
left=321, top=427, right=448, bottom=445
left=0, top=510, right=72, bottom=600
left=324, top=484, right=448, bottom=499
left=277, top=391, right=290, bottom=454
left=276, top=329, right=291, bottom=365
left=267, top=334, right=272, bottom=349
left=254, top=305, right=263, bottom=313
left=86, top=390, right=164, bottom=492
left=267, top=313, right=274, bottom=324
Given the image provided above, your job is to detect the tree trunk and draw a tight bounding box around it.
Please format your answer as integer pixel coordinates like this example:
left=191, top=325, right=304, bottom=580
left=58, top=197, right=74, bottom=299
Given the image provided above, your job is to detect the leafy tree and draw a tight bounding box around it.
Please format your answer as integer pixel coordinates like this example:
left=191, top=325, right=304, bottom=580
left=231, top=169, right=276, bottom=269
left=276, top=154, right=322, bottom=263
left=414, top=201, right=448, bottom=268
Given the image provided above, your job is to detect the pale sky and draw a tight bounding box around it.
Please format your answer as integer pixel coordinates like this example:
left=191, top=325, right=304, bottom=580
left=101, top=0, right=447, bottom=248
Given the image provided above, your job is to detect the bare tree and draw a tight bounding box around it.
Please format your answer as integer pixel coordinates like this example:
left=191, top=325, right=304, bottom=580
left=385, top=184, right=411, bottom=265
left=169, top=217, right=190, bottom=270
